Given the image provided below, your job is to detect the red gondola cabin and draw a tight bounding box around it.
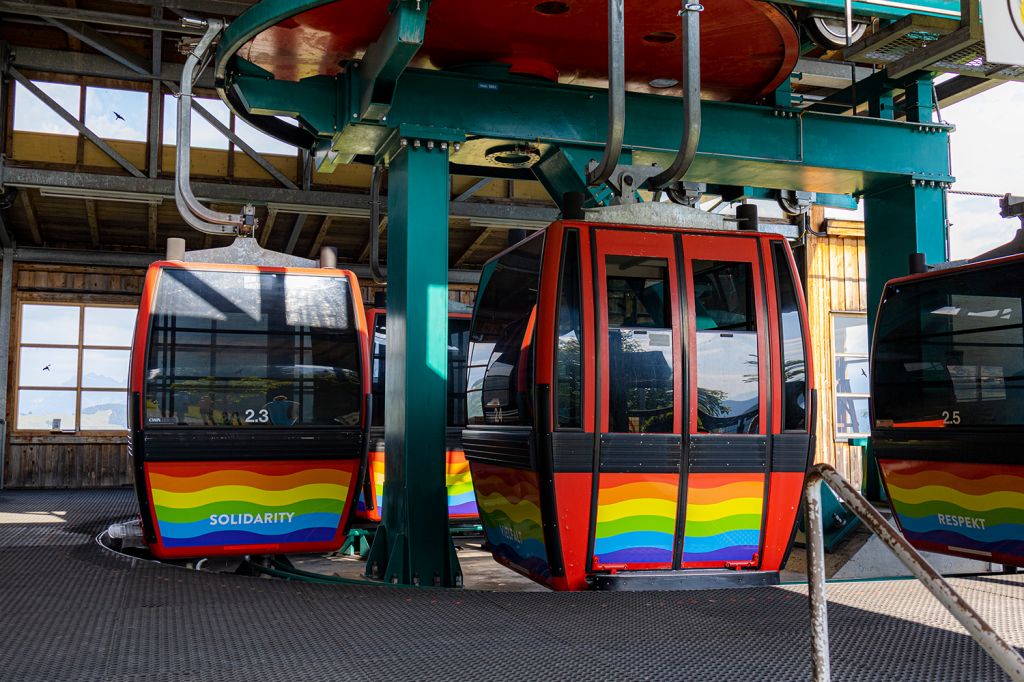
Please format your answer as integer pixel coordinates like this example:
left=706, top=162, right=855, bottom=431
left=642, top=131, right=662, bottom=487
left=129, top=261, right=369, bottom=560
left=464, top=218, right=815, bottom=590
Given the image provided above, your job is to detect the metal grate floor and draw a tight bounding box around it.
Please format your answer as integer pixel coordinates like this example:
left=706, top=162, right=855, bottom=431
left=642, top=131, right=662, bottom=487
left=1, top=489, right=1023, bottom=681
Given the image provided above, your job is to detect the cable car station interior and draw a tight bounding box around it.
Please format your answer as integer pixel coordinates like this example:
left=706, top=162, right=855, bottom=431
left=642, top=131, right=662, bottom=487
left=1, top=0, right=1024, bottom=679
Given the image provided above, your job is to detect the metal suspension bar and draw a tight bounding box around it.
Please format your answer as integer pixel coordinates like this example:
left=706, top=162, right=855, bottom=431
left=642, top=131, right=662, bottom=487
left=7, top=66, right=145, bottom=178
left=804, top=464, right=1024, bottom=682
left=647, top=2, right=703, bottom=189
left=585, top=0, right=625, bottom=187
left=369, top=163, right=387, bottom=284
left=174, top=17, right=245, bottom=235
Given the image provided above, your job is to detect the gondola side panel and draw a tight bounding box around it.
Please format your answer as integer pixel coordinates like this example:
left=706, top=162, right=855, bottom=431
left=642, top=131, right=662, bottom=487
left=471, top=462, right=552, bottom=584
left=144, top=458, right=358, bottom=559
left=880, top=459, right=1024, bottom=567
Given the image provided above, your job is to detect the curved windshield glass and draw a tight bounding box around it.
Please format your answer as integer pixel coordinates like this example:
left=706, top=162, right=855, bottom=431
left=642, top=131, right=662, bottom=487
left=144, top=268, right=361, bottom=428
left=873, top=262, right=1024, bottom=429
left=467, top=234, right=544, bottom=426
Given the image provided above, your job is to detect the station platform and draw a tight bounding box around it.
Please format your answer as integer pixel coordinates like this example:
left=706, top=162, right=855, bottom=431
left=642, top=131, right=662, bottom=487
left=2, top=489, right=1023, bottom=681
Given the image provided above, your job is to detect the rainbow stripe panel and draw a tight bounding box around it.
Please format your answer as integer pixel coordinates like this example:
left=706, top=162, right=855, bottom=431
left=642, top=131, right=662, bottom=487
left=882, top=460, right=1024, bottom=560
left=682, top=473, right=764, bottom=564
left=594, top=473, right=678, bottom=566
left=473, top=464, right=549, bottom=578
left=355, top=452, right=386, bottom=521
left=148, top=461, right=352, bottom=549
left=447, top=452, right=478, bottom=518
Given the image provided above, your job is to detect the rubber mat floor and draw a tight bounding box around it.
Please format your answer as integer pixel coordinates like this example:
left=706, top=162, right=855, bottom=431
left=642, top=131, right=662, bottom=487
left=1, top=488, right=1023, bottom=681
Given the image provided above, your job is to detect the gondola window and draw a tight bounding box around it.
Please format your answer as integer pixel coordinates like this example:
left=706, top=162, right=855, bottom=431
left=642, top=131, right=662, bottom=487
left=466, top=233, right=544, bottom=426
left=693, top=260, right=759, bottom=434
left=144, top=270, right=361, bottom=428
left=606, top=256, right=673, bottom=434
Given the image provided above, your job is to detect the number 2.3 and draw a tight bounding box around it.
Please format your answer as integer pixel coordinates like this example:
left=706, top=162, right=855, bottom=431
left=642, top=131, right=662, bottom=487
left=244, top=408, right=270, bottom=424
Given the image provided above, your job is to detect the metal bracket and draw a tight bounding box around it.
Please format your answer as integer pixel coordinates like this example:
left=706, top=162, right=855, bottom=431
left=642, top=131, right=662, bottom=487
left=605, top=165, right=663, bottom=203
left=355, top=0, right=429, bottom=122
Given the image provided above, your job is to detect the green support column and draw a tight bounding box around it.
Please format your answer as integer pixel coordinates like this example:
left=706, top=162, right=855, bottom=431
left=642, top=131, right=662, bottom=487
left=861, top=180, right=948, bottom=499
left=365, top=131, right=462, bottom=587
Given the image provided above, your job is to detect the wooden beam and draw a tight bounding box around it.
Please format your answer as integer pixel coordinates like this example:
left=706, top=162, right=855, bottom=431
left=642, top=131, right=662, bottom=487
left=307, top=216, right=334, bottom=259
left=455, top=227, right=496, bottom=268
left=18, top=190, right=43, bottom=245
left=85, top=199, right=100, bottom=247
left=358, top=216, right=388, bottom=263
left=258, top=208, right=278, bottom=247
left=147, top=203, right=158, bottom=251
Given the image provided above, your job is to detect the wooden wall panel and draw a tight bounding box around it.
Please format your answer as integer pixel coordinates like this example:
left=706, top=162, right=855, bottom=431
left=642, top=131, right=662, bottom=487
left=805, top=225, right=867, bottom=489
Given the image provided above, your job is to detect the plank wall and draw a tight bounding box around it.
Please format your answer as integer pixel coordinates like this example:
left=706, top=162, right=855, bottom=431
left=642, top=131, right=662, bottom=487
left=804, top=210, right=868, bottom=488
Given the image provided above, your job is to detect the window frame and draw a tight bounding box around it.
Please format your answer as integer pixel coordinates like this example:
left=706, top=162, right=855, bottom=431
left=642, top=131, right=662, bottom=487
left=771, top=242, right=810, bottom=433
left=832, top=311, right=870, bottom=440
left=553, top=228, right=584, bottom=431
left=13, top=301, right=136, bottom=435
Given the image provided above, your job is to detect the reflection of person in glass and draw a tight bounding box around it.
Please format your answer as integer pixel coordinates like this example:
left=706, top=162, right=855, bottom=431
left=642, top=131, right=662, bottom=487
left=198, top=395, right=215, bottom=425
left=265, top=395, right=298, bottom=425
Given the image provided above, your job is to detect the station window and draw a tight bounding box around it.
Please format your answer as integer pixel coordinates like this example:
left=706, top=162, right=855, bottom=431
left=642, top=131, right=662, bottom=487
left=162, top=94, right=231, bottom=150
left=772, top=243, right=808, bottom=431
left=605, top=255, right=673, bottom=434
left=556, top=231, right=583, bottom=429
left=693, top=260, right=760, bottom=434
left=15, top=303, right=137, bottom=432
left=833, top=313, right=870, bottom=438
left=466, top=233, right=544, bottom=426
left=13, top=81, right=81, bottom=136
left=84, top=87, right=148, bottom=142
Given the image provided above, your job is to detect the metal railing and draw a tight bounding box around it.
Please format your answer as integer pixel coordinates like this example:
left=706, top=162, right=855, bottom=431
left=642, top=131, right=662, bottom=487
left=804, top=464, right=1024, bottom=681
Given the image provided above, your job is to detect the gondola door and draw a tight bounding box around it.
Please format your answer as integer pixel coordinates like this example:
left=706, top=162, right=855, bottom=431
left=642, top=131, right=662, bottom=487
left=679, top=235, right=770, bottom=569
left=589, top=228, right=684, bottom=571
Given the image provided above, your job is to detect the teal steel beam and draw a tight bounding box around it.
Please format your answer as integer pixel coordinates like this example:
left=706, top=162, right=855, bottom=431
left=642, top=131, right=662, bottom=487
left=228, top=67, right=954, bottom=195
left=365, top=129, right=462, bottom=588
left=533, top=145, right=622, bottom=209
left=861, top=180, right=947, bottom=499
left=353, top=0, right=429, bottom=121
left=772, top=0, right=961, bottom=19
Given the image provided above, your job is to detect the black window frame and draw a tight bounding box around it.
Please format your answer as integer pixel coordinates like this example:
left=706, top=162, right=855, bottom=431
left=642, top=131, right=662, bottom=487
left=554, top=228, right=584, bottom=431
left=466, top=231, right=545, bottom=427
left=142, top=267, right=363, bottom=431
left=771, top=241, right=810, bottom=433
